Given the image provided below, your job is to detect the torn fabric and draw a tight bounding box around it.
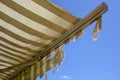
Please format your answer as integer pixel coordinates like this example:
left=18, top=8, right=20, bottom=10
left=92, top=16, right=102, bottom=41
left=12, top=46, right=64, bottom=80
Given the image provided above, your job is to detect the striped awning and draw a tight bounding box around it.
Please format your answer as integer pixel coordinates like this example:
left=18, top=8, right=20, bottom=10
left=0, top=0, right=108, bottom=80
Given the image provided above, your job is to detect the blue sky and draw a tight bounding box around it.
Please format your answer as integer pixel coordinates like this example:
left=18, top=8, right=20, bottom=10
left=37, top=0, right=120, bottom=80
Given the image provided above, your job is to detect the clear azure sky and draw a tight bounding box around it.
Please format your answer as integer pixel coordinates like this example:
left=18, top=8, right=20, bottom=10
left=37, top=0, right=120, bottom=80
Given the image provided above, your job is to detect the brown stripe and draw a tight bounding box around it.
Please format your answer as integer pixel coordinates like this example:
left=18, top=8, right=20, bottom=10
left=28, top=68, right=30, bottom=80
left=0, top=12, right=55, bottom=40
left=0, top=75, right=6, bottom=79
left=0, top=44, right=31, bottom=56
left=0, top=74, right=8, bottom=80
left=33, top=0, right=77, bottom=23
left=0, top=59, right=14, bottom=66
left=25, top=69, right=29, bottom=80
left=39, top=53, right=51, bottom=77
left=0, top=76, right=4, bottom=80
left=34, top=64, right=37, bottom=80
left=46, top=53, right=51, bottom=72
left=46, top=60, right=51, bottom=72
left=30, top=65, right=34, bottom=80
left=0, top=49, right=21, bottom=62
left=0, top=49, right=28, bottom=61
left=40, top=60, right=43, bottom=77
left=1, top=26, right=47, bottom=48
left=0, top=74, right=9, bottom=79
left=0, top=54, right=22, bottom=64
left=4, top=72, right=12, bottom=76
left=0, top=64, right=8, bottom=68
left=39, top=60, right=51, bottom=78
left=1, top=0, right=66, bottom=34
left=72, top=18, right=81, bottom=25
left=0, top=37, right=39, bottom=55
left=0, top=52, right=23, bottom=63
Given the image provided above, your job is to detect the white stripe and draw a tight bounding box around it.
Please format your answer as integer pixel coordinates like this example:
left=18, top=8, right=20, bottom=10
left=0, top=32, right=44, bottom=51
left=50, top=60, right=54, bottom=68
left=30, top=65, right=34, bottom=80
left=42, top=56, right=47, bottom=74
left=13, top=0, right=72, bottom=29
left=36, top=62, right=40, bottom=76
left=0, top=3, right=61, bottom=37
left=0, top=46, right=31, bottom=59
left=21, top=73, right=25, bottom=80
left=0, top=40, right=34, bottom=55
left=4, top=72, right=11, bottom=74
left=0, top=50, right=25, bottom=62
left=0, top=54, right=20, bottom=64
left=0, top=20, right=51, bottom=45
left=49, top=53, right=54, bottom=68
left=9, top=70, right=15, bottom=73
left=0, top=74, right=7, bottom=76
left=0, top=74, right=8, bottom=78
left=0, top=66, right=7, bottom=69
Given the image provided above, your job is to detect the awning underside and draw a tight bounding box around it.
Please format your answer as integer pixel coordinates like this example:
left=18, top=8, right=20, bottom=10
left=0, top=0, right=108, bottom=80
left=0, top=0, right=80, bottom=79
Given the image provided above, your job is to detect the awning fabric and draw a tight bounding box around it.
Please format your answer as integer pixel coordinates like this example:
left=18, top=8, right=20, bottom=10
left=0, top=0, right=107, bottom=80
left=0, top=0, right=81, bottom=80
left=12, top=46, right=64, bottom=80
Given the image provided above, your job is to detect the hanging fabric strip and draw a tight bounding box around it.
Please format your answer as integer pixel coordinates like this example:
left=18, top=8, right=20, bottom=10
left=34, top=63, right=37, bottom=80
left=19, top=73, right=22, bottom=80
left=54, top=46, right=64, bottom=67
left=40, top=54, right=47, bottom=77
left=26, top=69, right=29, bottom=80
left=30, top=65, right=34, bottom=80
left=39, top=51, right=53, bottom=77
left=64, top=38, right=71, bottom=45
left=28, top=68, right=30, bottom=80
left=24, top=70, right=27, bottom=80
left=13, top=46, right=64, bottom=80
left=92, top=16, right=102, bottom=41
left=52, top=46, right=64, bottom=73
left=39, top=46, right=64, bottom=78
left=73, top=29, right=84, bottom=42
left=16, top=72, right=21, bottom=80
left=21, top=71, right=24, bottom=80
left=36, top=61, right=40, bottom=76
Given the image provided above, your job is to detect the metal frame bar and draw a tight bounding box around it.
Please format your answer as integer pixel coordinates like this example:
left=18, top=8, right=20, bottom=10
left=0, top=2, right=108, bottom=80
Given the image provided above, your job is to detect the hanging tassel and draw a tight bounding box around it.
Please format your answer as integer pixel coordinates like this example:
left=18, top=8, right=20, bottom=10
left=64, top=38, right=71, bottom=45
left=55, top=46, right=64, bottom=65
left=52, top=46, right=64, bottom=74
left=72, top=36, right=77, bottom=42
left=40, top=52, right=51, bottom=78
left=38, top=47, right=64, bottom=78
left=92, top=16, right=102, bottom=41
left=92, top=31, right=98, bottom=41
left=36, top=61, right=40, bottom=76
left=76, top=30, right=84, bottom=38
left=73, top=30, right=84, bottom=42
